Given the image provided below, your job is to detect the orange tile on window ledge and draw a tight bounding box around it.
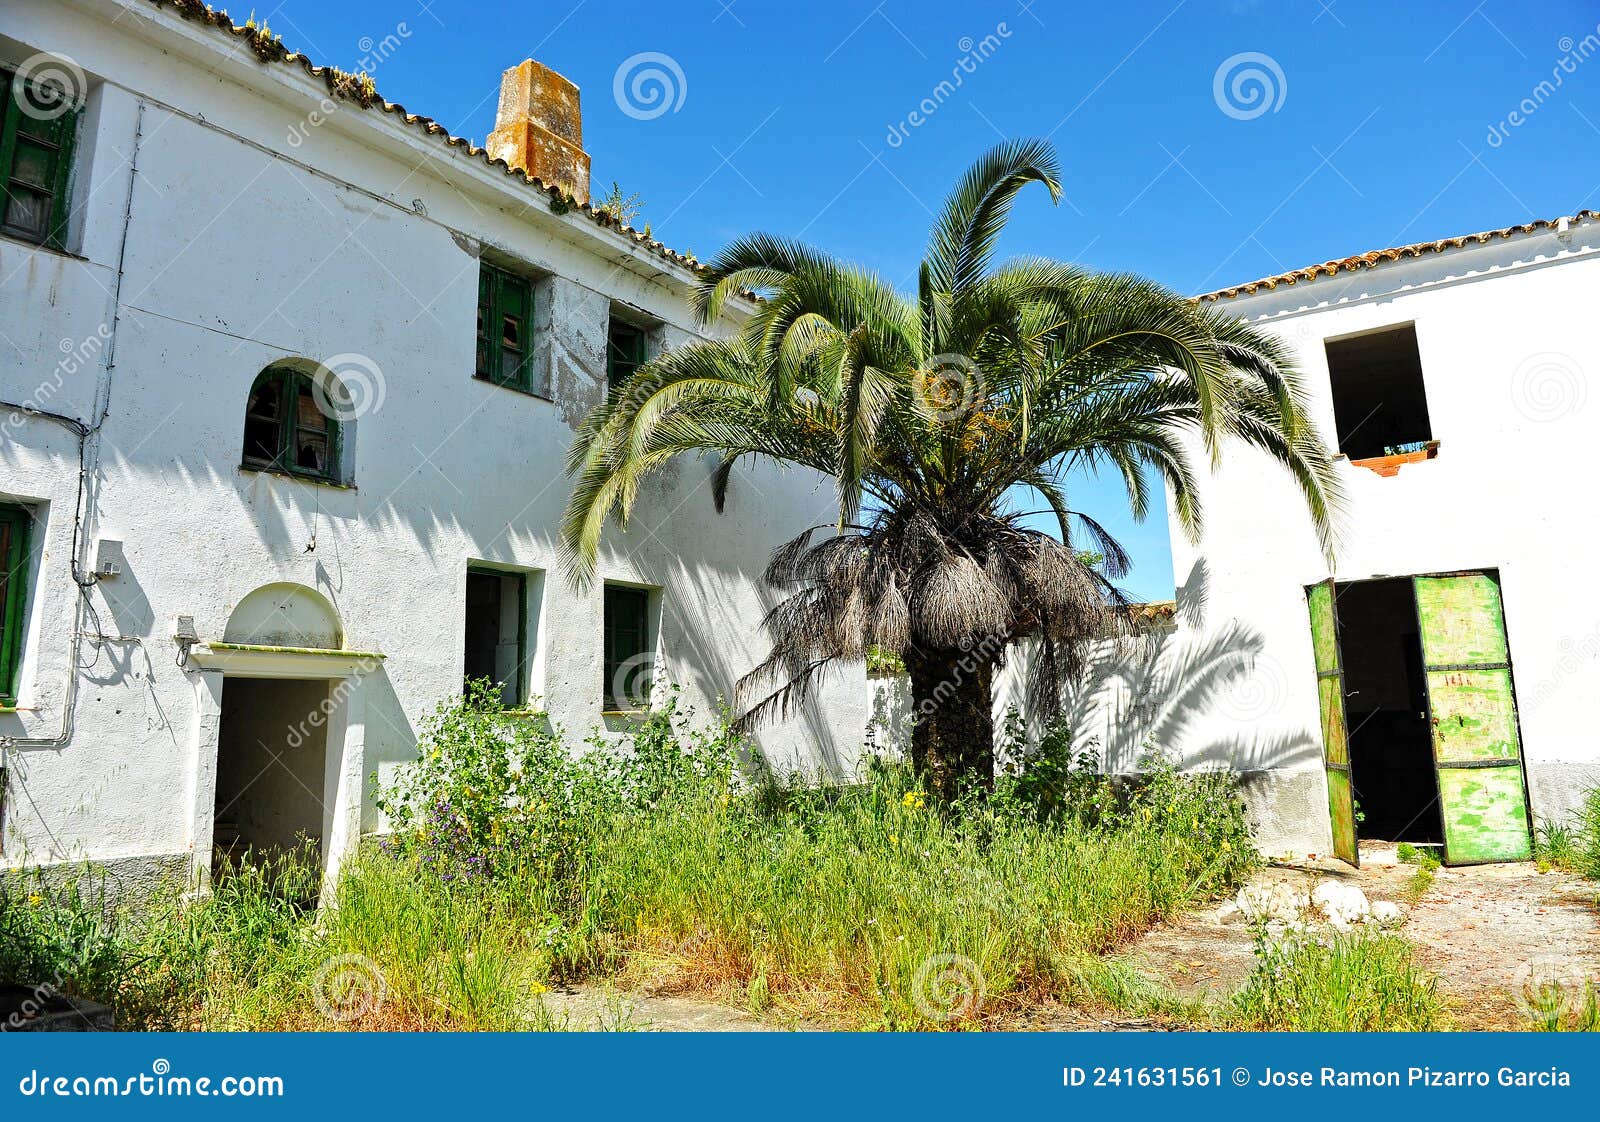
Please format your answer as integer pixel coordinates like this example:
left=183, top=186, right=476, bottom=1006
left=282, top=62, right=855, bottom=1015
left=1342, top=440, right=1440, bottom=478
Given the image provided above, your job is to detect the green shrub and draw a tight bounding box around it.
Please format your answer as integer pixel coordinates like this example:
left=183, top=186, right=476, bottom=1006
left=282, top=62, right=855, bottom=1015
left=0, top=871, right=133, bottom=1006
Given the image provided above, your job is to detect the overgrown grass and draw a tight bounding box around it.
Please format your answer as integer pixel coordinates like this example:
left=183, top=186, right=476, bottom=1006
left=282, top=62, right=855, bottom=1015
left=1232, top=927, right=1444, bottom=1031
left=1534, top=787, right=1600, bottom=878
left=1, top=690, right=1258, bottom=1031
left=1526, top=982, right=1600, bottom=1032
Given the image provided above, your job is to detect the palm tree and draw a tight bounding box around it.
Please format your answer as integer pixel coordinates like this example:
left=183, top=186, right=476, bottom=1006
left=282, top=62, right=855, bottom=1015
left=563, top=139, right=1340, bottom=801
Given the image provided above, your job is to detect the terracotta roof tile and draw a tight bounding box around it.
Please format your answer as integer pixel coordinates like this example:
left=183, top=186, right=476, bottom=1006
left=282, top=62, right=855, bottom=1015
left=1196, top=210, right=1598, bottom=302
left=146, top=1, right=706, bottom=277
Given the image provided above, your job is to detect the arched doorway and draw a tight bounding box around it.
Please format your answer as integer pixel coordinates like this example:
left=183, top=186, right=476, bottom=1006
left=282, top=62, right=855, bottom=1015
left=187, top=584, right=380, bottom=889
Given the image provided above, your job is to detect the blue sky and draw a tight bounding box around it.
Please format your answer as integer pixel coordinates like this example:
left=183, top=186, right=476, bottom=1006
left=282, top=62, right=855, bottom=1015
left=260, top=0, right=1600, bottom=599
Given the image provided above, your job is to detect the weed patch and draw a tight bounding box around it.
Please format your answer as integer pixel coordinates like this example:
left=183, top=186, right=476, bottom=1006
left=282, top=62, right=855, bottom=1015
left=2, top=694, right=1258, bottom=1031
left=1233, top=927, right=1444, bottom=1031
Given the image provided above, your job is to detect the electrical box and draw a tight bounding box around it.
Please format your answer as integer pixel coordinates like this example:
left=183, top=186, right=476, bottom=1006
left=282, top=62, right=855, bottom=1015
left=94, top=539, right=125, bottom=580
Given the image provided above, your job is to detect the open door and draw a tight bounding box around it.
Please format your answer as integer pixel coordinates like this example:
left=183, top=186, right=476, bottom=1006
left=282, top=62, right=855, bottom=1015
left=1306, top=580, right=1358, bottom=866
left=1414, top=572, right=1533, bottom=864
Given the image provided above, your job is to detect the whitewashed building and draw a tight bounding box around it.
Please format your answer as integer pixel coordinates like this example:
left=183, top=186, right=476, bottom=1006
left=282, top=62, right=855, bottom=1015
left=0, top=0, right=864, bottom=890
left=5, top=1, right=1593, bottom=889
left=993, top=211, right=1600, bottom=864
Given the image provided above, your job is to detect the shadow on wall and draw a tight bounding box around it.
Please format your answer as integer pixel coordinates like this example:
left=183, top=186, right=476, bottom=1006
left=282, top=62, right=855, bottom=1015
left=1012, top=619, right=1321, bottom=776
left=651, top=549, right=863, bottom=784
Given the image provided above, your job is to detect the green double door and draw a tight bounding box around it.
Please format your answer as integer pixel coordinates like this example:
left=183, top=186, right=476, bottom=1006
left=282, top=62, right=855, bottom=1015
left=1307, top=571, right=1533, bottom=867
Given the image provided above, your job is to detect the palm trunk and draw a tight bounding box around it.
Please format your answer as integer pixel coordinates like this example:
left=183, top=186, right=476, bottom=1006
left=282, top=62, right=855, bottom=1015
left=905, top=645, right=996, bottom=803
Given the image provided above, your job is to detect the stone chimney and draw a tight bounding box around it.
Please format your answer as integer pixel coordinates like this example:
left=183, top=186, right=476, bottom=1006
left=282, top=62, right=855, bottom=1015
left=486, top=59, right=591, bottom=203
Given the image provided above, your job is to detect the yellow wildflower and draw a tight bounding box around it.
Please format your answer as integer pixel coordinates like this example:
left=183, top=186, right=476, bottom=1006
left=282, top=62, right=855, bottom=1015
left=27, top=893, right=42, bottom=907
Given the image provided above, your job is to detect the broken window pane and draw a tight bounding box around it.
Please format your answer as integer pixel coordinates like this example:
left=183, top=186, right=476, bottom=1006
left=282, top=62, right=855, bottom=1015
left=296, top=431, right=329, bottom=473
left=1324, top=325, right=1433, bottom=460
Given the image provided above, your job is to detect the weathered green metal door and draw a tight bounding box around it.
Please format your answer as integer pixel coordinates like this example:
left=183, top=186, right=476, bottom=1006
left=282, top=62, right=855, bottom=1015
left=1306, top=580, right=1358, bottom=866
left=1414, top=572, right=1533, bottom=864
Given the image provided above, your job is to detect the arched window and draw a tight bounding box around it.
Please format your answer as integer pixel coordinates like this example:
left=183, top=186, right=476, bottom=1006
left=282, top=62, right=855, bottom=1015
left=241, top=365, right=341, bottom=483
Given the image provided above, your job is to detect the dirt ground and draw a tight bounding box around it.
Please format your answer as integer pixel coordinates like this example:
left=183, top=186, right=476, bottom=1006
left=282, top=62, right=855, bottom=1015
left=1125, top=842, right=1600, bottom=1028
left=538, top=985, right=800, bottom=1032
left=540, top=844, right=1600, bottom=1031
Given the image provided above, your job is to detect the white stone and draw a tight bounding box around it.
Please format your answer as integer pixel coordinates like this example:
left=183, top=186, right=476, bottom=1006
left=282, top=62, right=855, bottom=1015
left=1370, top=901, right=1403, bottom=927
left=1311, top=879, right=1370, bottom=925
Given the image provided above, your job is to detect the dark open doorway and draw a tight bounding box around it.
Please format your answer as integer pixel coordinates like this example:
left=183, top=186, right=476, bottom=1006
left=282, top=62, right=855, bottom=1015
left=214, top=678, right=331, bottom=872
left=1335, top=579, right=1443, bottom=844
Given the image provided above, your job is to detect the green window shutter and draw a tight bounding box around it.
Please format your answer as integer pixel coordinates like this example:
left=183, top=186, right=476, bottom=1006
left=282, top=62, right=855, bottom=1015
left=0, top=504, right=35, bottom=706
left=475, top=267, right=493, bottom=380
left=0, top=69, right=81, bottom=249
left=607, top=321, right=648, bottom=390
left=476, top=263, right=538, bottom=394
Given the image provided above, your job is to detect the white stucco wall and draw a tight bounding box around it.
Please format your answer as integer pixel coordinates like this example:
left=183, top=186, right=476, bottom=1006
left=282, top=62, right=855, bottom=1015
left=0, top=0, right=865, bottom=883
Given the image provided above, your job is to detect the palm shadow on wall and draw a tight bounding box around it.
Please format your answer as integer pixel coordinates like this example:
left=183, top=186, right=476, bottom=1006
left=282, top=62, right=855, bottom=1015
left=999, top=559, right=1322, bottom=776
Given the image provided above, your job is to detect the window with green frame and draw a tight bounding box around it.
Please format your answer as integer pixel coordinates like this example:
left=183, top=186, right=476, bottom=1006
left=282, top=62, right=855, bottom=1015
left=606, top=318, right=650, bottom=391
left=602, top=584, right=653, bottom=710
left=241, top=365, right=342, bottom=483
left=464, top=566, right=528, bottom=708
left=0, top=504, right=35, bottom=707
left=0, top=67, right=82, bottom=249
left=476, top=261, right=539, bottom=394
